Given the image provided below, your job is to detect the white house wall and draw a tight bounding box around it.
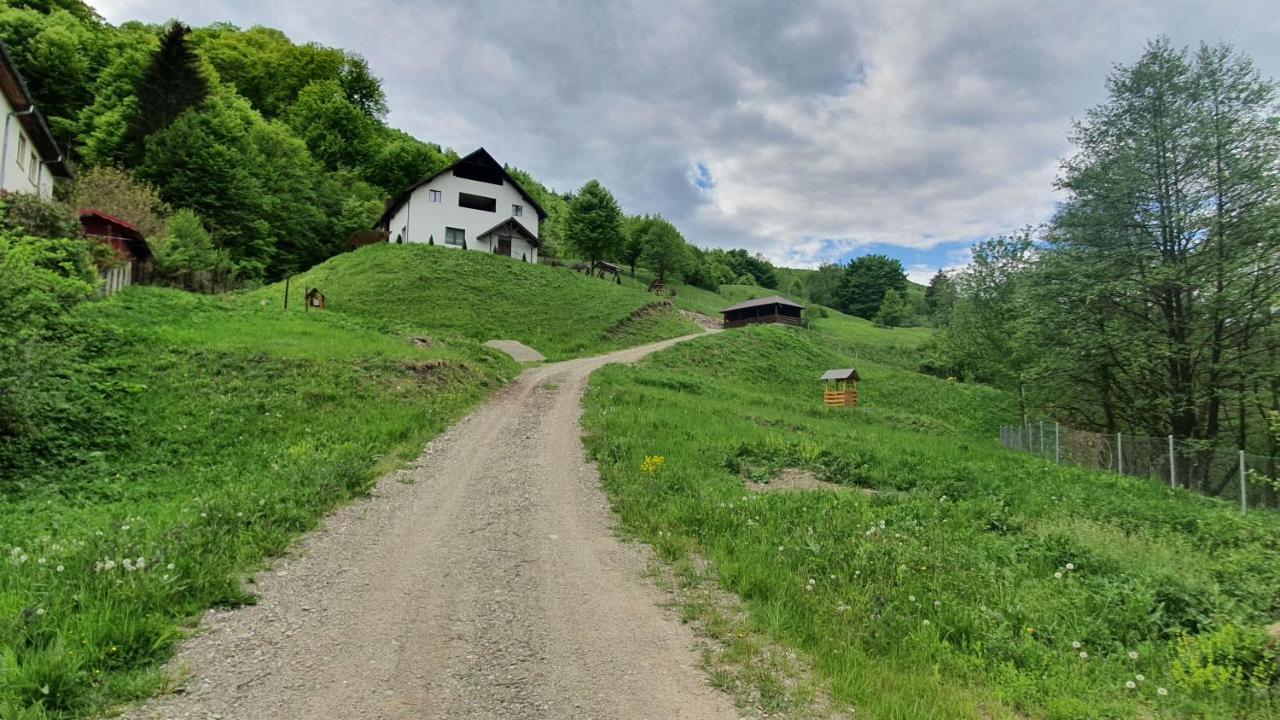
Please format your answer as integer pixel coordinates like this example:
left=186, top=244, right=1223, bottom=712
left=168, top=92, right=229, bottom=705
left=386, top=171, right=539, bottom=262
left=0, top=92, right=56, bottom=198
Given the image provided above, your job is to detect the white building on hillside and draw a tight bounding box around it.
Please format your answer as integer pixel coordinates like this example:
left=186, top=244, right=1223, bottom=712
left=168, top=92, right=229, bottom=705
left=0, top=43, right=73, bottom=198
left=377, top=148, right=547, bottom=262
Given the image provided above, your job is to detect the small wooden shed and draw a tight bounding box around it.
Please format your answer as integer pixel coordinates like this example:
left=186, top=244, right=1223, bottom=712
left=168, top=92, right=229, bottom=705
left=720, top=296, right=804, bottom=329
left=820, top=368, right=861, bottom=407
left=305, top=287, right=326, bottom=310
left=80, top=210, right=153, bottom=296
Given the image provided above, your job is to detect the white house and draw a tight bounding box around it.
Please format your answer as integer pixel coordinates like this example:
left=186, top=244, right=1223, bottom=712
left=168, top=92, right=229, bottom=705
left=377, top=147, right=547, bottom=262
left=0, top=43, right=73, bottom=198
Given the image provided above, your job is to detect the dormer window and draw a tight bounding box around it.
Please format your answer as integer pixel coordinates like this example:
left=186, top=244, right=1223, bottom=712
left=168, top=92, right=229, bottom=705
left=512, top=204, right=523, bottom=217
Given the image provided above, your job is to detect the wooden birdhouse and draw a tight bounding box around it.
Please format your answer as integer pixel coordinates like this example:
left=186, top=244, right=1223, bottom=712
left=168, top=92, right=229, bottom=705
left=305, top=287, right=326, bottom=311
left=820, top=368, right=860, bottom=407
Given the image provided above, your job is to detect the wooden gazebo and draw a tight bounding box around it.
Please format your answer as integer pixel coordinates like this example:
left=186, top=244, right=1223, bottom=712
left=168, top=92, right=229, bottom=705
left=720, top=296, right=804, bottom=329
left=820, top=368, right=860, bottom=407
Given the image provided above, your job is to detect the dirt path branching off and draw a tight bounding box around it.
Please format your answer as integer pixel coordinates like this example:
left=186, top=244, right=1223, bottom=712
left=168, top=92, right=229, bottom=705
left=125, top=334, right=737, bottom=720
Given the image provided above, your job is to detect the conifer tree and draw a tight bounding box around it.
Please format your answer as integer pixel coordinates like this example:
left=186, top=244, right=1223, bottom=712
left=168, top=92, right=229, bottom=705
left=125, top=22, right=209, bottom=164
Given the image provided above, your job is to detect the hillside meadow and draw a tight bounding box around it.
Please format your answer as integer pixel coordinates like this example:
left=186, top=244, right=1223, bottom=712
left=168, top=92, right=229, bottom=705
left=251, top=243, right=702, bottom=360
left=582, top=321, right=1280, bottom=719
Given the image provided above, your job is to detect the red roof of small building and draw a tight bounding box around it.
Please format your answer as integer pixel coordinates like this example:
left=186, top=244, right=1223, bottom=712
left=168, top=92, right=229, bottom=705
left=80, top=209, right=151, bottom=261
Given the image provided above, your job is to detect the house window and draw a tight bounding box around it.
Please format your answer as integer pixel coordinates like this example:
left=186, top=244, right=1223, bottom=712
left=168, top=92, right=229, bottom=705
left=445, top=227, right=465, bottom=247
left=429, top=189, right=442, bottom=203
left=458, top=192, right=496, bottom=212
left=28, top=152, right=37, bottom=183
left=512, top=204, right=523, bottom=217
left=16, top=135, right=27, bottom=168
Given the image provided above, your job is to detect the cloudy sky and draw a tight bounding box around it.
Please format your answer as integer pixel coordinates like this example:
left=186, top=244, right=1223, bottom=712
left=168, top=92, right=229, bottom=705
left=94, top=1, right=1280, bottom=281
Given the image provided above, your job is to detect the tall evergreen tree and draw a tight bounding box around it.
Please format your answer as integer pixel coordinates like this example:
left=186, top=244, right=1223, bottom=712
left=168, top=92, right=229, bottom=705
left=923, top=269, right=957, bottom=323
left=125, top=22, right=209, bottom=164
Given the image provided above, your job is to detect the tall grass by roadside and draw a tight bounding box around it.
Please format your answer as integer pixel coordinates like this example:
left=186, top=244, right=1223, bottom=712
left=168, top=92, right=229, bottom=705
left=0, top=288, right=514, bottom=718
left=583, top=324, right=1280, bottom=719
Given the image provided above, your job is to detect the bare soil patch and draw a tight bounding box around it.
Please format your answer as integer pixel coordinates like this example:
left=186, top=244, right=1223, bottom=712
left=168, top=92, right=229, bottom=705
left=746, top=468, right=847, bottom=493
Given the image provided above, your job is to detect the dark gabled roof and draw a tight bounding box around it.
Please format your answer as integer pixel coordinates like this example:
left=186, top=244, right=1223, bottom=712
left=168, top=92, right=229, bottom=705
left=375, top=147, right=549, bottom=229
left=80, top=209, right=151, bottom=260
left=0, top=42, right=73, bottom=179
left=476, top=216, right=540, bottom=247
left=819, top=368, right=861, bottom=382
left=720, top=295, right=806, bottom=314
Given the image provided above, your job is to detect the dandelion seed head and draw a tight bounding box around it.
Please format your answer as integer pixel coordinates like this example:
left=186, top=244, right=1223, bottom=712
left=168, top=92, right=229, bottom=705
left=1157, top=687, right=1168, bottom=696
left=1135, top=674, right=1145, bottom=682
left=1128, top=650, right=1138, bottom=660
left=1072, top=641, right=1082, bottom=650
left=1125, top=681, right=1136, bottom=690
left=1079, top=651, right=1088, bottom=660
left=56, top=565, right=64, bottom=572
left=1054, top=571, right=1063, bottom=579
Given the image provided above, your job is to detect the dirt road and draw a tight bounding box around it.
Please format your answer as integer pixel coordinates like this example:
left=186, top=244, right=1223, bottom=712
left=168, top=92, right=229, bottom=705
left=126, top=333, right=738, bottom=720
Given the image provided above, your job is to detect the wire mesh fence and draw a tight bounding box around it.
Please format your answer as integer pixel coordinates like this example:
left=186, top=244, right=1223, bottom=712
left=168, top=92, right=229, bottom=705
left=999, top=422, right=1279, bottom=511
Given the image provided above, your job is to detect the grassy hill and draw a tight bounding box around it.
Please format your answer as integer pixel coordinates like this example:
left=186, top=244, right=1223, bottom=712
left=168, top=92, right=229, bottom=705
left=251, top=244, right=701, bottom=360
left=582, top=317, right=1280, bottom=718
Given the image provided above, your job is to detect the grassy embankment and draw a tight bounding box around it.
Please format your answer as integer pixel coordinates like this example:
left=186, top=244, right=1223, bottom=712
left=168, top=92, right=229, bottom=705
left=1, top=246, right=699, bottom=718
left=255, top=243, right=701, bottom=360
left=583, top=318, right=1280, bottom=719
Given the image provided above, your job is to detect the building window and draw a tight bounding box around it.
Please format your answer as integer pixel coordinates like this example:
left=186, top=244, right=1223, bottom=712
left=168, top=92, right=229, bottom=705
left=512, top=204, right=523, bottom=217
left=16, top=135, right=27, bottom=168
left=28, top=153, right=37, bottom=183
left=445, top=227, right=465, bottom=247
left=458, top=192, right=496, bottom=212
left=429, top=189, right=442, bottom=203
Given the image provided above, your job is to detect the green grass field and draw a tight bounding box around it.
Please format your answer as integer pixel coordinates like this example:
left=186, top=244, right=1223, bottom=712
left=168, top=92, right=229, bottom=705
left=582, top=321, right=1280, bottom=719
left=251, top=244, right=701, bottom=360
left=0, top=287, right=516, bottom=718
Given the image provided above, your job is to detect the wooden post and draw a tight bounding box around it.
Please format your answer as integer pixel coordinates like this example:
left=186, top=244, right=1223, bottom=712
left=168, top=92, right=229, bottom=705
left=1169, top=435, right=1177, bottom=488
left=284, top=275, right=290, bottom=309
left=1239, top=450, right=1248, bottom=513
left=1055, top=422, right=1060, bottom=464
left=1116, top=432, right=1123, bottom=475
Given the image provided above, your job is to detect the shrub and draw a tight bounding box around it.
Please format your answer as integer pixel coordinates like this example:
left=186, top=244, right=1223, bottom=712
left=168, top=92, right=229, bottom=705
left=62, top=165, right=171, bottom=239
left=150, top=209, right=234, bottom=292
left=1172, top=624, right=1277, bottom=693
left=0, top=192, right=78, bottom=239
left=0, top=233, right=97, bottom=467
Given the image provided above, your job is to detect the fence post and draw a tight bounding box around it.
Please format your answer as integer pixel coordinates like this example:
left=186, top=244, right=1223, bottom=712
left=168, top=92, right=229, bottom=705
left=1116, top=432, right=1123, bottom=475
left=1039, top=421, right=1045, bottom=457
left=1054, top=422, right=1060, bottom=464
left=1239, top=450, right=1247, bottom=513
left=1168, top=435, right=1177, bottom=488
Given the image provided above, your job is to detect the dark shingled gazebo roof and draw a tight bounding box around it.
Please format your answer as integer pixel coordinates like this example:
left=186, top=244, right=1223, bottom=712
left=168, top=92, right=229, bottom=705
left=720, top=295, right=806, bottom=314
left=819, top=369, right=861, bottom=382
